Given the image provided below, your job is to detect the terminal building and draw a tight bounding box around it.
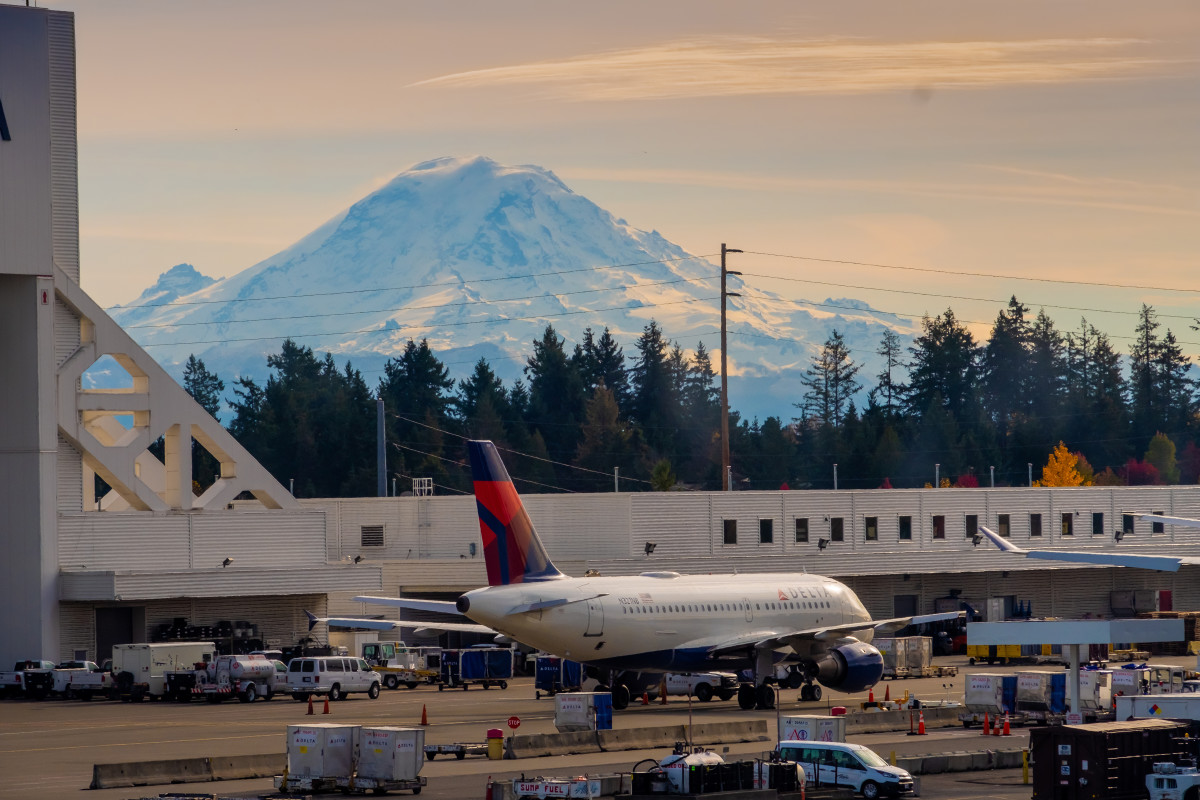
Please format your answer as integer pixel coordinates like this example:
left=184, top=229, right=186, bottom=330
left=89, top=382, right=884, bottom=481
left=5, top=5, right=1200, bottom=669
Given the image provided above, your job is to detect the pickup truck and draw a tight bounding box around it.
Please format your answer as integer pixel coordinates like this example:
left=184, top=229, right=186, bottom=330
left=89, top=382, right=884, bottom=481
left=52, top=661, right=112, bottom=700
left=655, top=672, right=739, bottom=702
left=0, top=660, right=56, bottom=699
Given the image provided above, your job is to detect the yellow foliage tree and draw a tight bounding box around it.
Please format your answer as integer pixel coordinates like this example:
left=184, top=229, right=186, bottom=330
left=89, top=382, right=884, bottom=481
left=1034, top=442, right=1092, bottom=487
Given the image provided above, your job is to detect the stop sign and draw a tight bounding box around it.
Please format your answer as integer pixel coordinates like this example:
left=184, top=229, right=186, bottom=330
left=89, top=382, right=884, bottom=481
left=507, top=715, right=521, bottom=730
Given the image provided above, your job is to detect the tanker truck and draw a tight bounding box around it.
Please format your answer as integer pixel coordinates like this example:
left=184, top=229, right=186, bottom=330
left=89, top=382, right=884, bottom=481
left=192, top=654, right=281, bottom=702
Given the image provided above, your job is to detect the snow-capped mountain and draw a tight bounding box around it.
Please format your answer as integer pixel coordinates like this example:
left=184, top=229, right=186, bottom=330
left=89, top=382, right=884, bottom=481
left=108, top=156, right=915, bottom=422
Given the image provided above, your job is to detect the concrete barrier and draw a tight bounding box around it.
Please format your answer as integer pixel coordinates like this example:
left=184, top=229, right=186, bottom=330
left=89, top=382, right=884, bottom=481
left=89, top=757, right=213, bottom=789
left=689, top=720, right=770, bottom=745
left=506, top=720, right=771, bottom=759
left=894, top=748, right=1026, bottom=776
left=505, top=730, right=602, bottom=759
left=209, top=753, right=285, bottom=780
left=841, top=706, right=961, bottom=735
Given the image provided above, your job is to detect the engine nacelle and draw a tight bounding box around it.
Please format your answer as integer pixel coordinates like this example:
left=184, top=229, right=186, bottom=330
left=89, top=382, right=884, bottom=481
left=814, top=642, right=883, bottom=693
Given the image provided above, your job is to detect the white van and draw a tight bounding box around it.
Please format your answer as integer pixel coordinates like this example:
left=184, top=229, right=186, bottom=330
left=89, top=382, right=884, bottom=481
left=286, top=656, right=381, bottom=701
left=776, top=741, right=914, bottom=799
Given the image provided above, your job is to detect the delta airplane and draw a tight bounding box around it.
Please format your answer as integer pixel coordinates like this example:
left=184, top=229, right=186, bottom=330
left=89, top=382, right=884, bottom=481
left=319, top=440, right=962, bottom=710
left=977, top=513, right=1200, bottom=572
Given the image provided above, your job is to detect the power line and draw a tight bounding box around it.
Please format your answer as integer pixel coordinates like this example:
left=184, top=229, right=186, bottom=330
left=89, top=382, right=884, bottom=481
left=390, top=441, right=576, bottom=493
left=108, top=253, right=719, bottom=311
left=741, top=251, right=1200, bottom=295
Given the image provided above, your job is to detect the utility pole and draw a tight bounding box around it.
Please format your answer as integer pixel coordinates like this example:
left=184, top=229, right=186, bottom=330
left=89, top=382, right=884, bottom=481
left=720, top=243, right=742, bottom=491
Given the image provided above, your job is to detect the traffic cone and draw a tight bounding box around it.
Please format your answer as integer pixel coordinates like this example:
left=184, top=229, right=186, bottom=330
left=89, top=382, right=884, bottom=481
left=1002, top=714, right=1011, bottom=736
left=982, top=712, right=991, bottom=735
left=641, top=692, right=650, bottom=706
left=420, top=704, right=429, bottom=726
left=883, top=685, right=891, bottom=703
left=660, top=689, right=668, bottom=705
left=918, top=711, right=926, bottom=735
left=868, top=689, right=875, bottom=704
left=323, top=696, right=331, bottom=715
left=993, top=715, right=1001, bottom=736
left=306, top=694, right=314, bottom=715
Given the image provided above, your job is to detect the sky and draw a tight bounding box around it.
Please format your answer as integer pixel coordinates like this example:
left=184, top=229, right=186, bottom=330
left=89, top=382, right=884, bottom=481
left=35, top=0, right=1200, bottom=358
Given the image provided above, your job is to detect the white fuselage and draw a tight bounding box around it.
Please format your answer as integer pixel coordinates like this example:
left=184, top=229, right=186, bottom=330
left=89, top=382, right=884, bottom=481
left=461, top=571, right=872, bottom=673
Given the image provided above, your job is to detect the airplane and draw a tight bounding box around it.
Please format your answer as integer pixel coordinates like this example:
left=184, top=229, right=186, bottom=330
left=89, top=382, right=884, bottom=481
left=321, top=440, right=963, bottom=710
left=976, top=513, right=1200, bottom=572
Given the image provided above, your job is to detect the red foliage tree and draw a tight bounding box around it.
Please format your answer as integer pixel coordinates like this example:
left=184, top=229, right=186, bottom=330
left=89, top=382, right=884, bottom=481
left=954, top=474, right=979, bottom=488
left=1122, top=458, right=1162, bottom=486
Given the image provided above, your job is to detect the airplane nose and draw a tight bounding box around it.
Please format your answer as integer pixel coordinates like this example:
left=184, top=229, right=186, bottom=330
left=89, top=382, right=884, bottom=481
left=456, top=595, right=470, bottom=614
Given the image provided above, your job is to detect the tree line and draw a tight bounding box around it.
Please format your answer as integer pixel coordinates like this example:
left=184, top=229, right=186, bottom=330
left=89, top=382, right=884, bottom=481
left=179, top=299, right=1200, bottom=497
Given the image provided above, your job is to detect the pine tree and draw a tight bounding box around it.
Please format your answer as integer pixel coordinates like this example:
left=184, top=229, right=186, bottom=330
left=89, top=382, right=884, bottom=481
left=797, top=330, right=861, bottom=428
left=378, top=339, right=454, bottom=488
left=871, top=329, right=906, bottom=421
left=525, top=325, right=586, bottom=466
left=629, top=320, right=679, bottom=458
left=182, top=354, right=225, bottom=418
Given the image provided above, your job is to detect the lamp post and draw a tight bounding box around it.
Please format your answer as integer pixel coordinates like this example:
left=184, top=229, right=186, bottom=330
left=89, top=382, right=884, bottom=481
left=720, top=243, right=742, bottom=491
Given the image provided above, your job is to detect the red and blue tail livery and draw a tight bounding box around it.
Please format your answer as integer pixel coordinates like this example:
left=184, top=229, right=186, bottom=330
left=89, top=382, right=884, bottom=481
left=467, top=440, right=564, bottom=586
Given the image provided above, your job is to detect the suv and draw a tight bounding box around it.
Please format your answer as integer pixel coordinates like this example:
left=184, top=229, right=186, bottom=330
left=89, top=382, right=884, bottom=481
left=287, top=656, right=381, bottom=701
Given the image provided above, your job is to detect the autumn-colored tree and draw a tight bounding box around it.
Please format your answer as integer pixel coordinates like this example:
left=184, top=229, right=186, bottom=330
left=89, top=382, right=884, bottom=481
left=954, top=474, right=980, bottom=488
left=1144, top=432, right=1181, bottom=484
left=1123, top=458, right=1162, bottom=486
left=1034, top=441, right=1092, bottom=487
left=1093, top=467, right=1124, bottom=486
left=1074, top=451, right=1096, bottom=485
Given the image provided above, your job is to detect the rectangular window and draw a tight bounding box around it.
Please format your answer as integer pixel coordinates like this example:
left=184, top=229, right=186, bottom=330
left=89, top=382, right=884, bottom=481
left=360, top=525, right=384, bottom=547
left=965, top=514, right=978, bottom=539
left=1123, top=514, right=1135, bottom=536
left=1061, top=513, right=1074, bottom=537
left=1030, top=513, right=1042, bottom=537
left=759, top=519, right=774, bottom=544
left=1092, top=512, right=1104, bottom=536
left=795, top=518, right=809, bottom=543
left=998, top=514, right=1010, bottom=538
left=723, top=519, right=737, bottom=545
left=932, top=515, right=945, bottom=539
left=864, top=516, right=878, bottom=541
left=1153, top=512, right=1165, bottom=534
left=830, top=517, right=844, bottom=542
left=899, top=516, right=913, bottom=540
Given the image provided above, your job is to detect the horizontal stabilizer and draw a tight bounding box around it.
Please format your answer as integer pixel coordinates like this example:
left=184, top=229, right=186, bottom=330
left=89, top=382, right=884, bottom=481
left=979, top=524, right=1200, bottom=573
left=1127, top=513, right=1200, bottom=530
left=306, top=611, right=494, bottom=635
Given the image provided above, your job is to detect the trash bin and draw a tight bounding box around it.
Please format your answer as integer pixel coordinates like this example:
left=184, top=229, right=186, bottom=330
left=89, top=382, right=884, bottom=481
left=487, top=727, right=504, bottom=760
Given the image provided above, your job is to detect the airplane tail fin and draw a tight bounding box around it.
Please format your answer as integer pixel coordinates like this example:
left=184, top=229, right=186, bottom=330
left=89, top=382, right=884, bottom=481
left=467, top=440, right=564, bottom=586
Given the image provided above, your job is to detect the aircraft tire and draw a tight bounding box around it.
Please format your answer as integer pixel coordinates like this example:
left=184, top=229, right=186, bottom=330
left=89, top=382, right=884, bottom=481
left=737, top=684, right=756, bottom=710
left=756, top=684, right=776, bottom=709
left=611, top=684, right=630, bottom=710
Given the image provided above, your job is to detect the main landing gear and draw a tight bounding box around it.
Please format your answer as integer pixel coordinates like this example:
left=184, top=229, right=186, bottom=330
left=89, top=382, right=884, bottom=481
left=737, top=682, right=777, bottom=710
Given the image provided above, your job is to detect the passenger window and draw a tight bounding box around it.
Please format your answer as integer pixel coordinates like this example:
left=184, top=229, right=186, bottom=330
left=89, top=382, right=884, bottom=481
left=350, top=660, right=359, bottom=672
left=301, top=660, right=314, bottom=673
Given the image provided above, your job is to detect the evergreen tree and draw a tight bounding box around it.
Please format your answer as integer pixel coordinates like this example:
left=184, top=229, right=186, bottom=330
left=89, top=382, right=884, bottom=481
left=525, top=325, right=586, bottom=467
left=797, top=329, right=861, bottom=428
left=629, top=321, right=679, bottom=458
left=906, top=309, right=983, bottom=428
left=378, top=339, right=455, bottom=489
left=1129, top=305, right=1161, bottom=440
left=982, top=296, right=1030, bottom=439
left=573, top=327, right=630, bottom=411
left=182, top=354, right=225, bottom=418
left=575, top=384, right=638, bottom=491
left=871, top=329, right=906, bottom=421
left=455, top=358, right=510, bottom=445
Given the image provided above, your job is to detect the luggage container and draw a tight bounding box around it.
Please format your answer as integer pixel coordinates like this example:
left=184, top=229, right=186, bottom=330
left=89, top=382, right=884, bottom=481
left=554, top=692, right=613, bottom=732
left=874, top=638, right=909, bottom=679
left=1078, top=670, right=1113, bottom=714
left=960, top=673, right=1021, bottom=726
left=438, top=647, right=512, bottom=690
left=1018, top=670, right=1067, bottom=722
left=356, top=727, right=425, bottom=781
left=1029, top=719, right=1188, bottom=800
left=777, top=715, right=847, bottom=743
left=905, top=637, right=934, bottom=677
left=534, top=655, right=583, bottom=698
left=1111, top=667, right=1149, bottom=697
left=286, top=723, right=357, bottom=779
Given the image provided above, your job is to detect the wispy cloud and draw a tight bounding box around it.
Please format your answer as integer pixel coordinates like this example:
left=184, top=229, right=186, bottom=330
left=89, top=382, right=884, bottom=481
left=559, top=166, right=1200, bottom=219
left=411, top=36, right=1180, bottom=101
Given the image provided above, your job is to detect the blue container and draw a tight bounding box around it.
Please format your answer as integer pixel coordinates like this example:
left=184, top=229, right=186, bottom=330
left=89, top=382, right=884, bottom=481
left=439, top=649, right=461, bottom=684
left=535, top=656, right=583, bottom=694
left=1048, top=672, right=1067, bottom=714
left=593, top=692, right=613, bottom=730
left=1001, top=675, right=1018, bottom=714
left=459, top=647, right=514, bottom=680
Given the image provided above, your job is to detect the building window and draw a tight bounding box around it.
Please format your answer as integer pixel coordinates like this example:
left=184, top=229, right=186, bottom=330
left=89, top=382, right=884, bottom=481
left=1061, top=513, right=1074, bottom=537
left=1153, top=512, right=1165, bottom=534
left=864, top=517, right=878, bottom=541
left=723, top=519, right=737, bottom=545
left=830, top=517, right=844, bottom=542
left=1123, top=514, right=1135, bottom=536
left=1092, top=512, right=1104, bottom=536
left=932, top=515, right=945, bottom=539
left=1030, top=513, right=1042, bottom=537
left=759, top=519, right=774, bottom=544
left=998, top=514, right=1010, bottom=538
left=899, top=516, right=913, bottom=540
left=360, top=525, right=384, bottom=547
left=795, top=518, right=809, bottom=543
left=965, top=514, right=978, bottom=539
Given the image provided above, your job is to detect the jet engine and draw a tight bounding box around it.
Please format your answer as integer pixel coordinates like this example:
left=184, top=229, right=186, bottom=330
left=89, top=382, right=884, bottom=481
left=814, top=641, right=884, bottom=693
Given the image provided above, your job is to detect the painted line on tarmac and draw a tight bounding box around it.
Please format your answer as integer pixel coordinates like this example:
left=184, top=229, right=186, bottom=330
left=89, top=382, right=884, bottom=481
left=4, top=731, right=278, bottom=754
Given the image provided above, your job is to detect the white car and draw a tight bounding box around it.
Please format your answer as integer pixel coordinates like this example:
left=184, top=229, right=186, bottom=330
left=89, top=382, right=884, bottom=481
left=776, top=741, right=914, bottom=799
left=287, top=656, right=381, bottom=701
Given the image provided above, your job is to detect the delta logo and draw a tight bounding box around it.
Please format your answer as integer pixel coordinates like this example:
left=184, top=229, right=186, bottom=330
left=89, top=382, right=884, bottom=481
left=778, top=589, right=788, bottom=602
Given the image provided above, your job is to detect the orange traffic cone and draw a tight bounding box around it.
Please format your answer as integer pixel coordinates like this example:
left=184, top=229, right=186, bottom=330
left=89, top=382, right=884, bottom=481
left=323, top=696, right=331, bottom=715
left=868, top=689, right=875, bottom=704
left=420, top=704, right=429, bottom=726
left=918, top=711, right=926, bottom=735
left=660, top=689, right=668, bottom=705
left=641, top=692, right=650, bottom=706
left=306, top=694, right=314, bottom=715
left=1002, top=714, right=1011, bottom=736
left=993, top=715, right=1001, bottom=736
left=883, top=685, right=891, bottom=702
left=981, top=712, right=991, bottom=735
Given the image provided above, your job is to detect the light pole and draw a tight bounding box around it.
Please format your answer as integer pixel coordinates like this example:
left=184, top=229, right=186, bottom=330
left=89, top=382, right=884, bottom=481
left=720, top=243, right=742, bottom=491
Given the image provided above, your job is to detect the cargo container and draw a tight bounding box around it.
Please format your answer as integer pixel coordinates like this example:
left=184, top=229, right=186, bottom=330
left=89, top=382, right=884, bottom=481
left=1116, top=693, right=1200, bottom=721
left=554, top=692, right=613, bottom=732
left=286, top=723, right=358, bottom=779
left=905, top=637, right=933, bottom=676
left=1111, top=667, right=1149, bottom=697
left=534, top=655, right=583, bottom=698
left=1078, top=671, right=1113, bottom=714
left=1029, top=719, right=1188, bottom=800
left=1018, top=670, right=1067, bottom=722
left=874, top=638, right=910, bottom=678
left=777, top=715, right=847, bottom=743
left=356, top=727, right=425, bottom=781
left=960, top=673, right=1022, bottom=726
left=439, top=647, right=511, bottom=690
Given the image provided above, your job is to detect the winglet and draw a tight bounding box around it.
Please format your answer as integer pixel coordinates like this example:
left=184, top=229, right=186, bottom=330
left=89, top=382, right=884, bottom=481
left=305, top=610, right=318, bottom=631
left=978, top=525, right=1026, bottom=553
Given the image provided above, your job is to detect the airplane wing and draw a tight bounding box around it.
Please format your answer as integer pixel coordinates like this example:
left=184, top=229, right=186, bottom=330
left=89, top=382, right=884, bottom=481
left=352, top=596, right=461, bottom=614
left=1127, top=513, right=1200, bottom=530
left=703, top=611, right=965, bottom=658
left=977, top=525, right=1200, bottom=573
left=305, top=611, right=494, bottom=635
